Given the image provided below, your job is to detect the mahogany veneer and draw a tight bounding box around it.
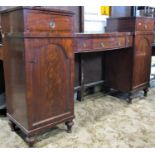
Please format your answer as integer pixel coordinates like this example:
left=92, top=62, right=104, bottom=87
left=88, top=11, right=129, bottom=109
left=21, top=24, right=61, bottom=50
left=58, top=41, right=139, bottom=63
left=0, top=7, right=154, bottom=147
left=74, top=33, right=133, bottom=53
left=106, top=17, right=154, bottom=102
left=1, top=7, right=75, bottom=147
left=74, top=32, right=133, bottom=101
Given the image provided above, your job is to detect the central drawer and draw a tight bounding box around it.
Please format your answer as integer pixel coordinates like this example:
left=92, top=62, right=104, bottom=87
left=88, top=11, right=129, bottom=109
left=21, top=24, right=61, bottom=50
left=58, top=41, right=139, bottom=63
left=75, top=39, right=92, bottom=52
left=75, top=36, right=126, bottom=53
left=92, top=37, right=126, bottom=50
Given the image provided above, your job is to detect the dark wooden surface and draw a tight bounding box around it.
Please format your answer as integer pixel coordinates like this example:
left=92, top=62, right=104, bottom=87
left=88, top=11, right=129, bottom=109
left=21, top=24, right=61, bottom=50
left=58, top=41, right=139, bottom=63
left=37, top=6, right=83, bottom=33
left=74, top=32, right=133, bottom=101
left=0, top=6, right=154, bottom=146
left=0, top=6, right=83, bottom=33
left=107, top=17, right=154, bottom=32
left=106, top=17, right=154, bottom=103
left=1, top=7, right=75, bottom=147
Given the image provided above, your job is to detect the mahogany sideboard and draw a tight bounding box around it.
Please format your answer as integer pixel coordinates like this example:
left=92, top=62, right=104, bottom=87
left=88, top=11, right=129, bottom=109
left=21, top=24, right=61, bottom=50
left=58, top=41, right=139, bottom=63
left=0, top=7, right=154, bottom=147
left=1, top=7, right=75, bottom=147
left=106, top=17, right=154, bottom=102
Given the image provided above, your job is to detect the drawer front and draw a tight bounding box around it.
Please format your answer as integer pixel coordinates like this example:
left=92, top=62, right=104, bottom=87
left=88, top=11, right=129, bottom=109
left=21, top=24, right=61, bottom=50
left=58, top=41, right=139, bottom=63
left=136, top=18, right=154, bottom=31
left=92, top=37, right=126, bottom=50
left=76, top=39, right=92, bottom=52
left=25, top=12, right=73, bottom=33
left=136, top=19, right=144, bottom=31
left=144, top=19, right=154, bottom=31
left=126, top=36, right=133, bottom=47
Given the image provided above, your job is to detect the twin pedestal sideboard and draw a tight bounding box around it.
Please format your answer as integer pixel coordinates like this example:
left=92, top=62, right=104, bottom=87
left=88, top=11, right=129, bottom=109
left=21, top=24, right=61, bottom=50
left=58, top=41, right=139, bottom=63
left=0, top=7, right=154, bottom=147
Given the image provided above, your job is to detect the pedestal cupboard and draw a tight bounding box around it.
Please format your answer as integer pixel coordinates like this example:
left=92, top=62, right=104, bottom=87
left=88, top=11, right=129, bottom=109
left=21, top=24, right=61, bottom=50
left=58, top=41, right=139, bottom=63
left=106, top=17, right=154, bottom=102
left=1, top=7, right=75, bottom=146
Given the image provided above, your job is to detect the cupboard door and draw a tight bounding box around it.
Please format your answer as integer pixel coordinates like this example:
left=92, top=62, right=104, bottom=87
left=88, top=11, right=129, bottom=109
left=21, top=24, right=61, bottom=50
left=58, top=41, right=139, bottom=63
left=132, top=34, right=153, bottom=89
left=26, top=40, right=73, bottom=129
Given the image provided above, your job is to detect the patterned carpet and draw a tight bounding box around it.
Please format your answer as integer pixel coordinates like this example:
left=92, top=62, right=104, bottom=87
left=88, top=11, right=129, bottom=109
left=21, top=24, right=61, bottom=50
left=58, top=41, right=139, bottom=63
left=0, top=84, right=155, bottom=148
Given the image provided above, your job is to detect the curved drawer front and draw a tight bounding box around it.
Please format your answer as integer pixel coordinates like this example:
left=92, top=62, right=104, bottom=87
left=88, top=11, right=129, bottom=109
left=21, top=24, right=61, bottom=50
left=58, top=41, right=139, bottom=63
left=75, top=36, right=127, bottom=53
left=92, top=37, right=126, bottom=50
left=75, top=39, right=92, bottom=52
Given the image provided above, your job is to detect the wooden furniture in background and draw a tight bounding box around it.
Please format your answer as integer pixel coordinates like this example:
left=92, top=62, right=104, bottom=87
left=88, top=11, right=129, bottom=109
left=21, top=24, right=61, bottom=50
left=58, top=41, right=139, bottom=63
left=110, top=6, right=137, bottom=17
left=110, top=6, right=155, bottom=18
left=106, top=17, right=154, bottom=102
left=1, top=7, right=75, bottom=147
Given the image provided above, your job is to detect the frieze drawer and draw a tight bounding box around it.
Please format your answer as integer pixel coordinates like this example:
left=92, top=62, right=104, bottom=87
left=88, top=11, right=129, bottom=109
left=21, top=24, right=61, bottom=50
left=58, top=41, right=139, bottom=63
left=92, top=37, right=126, bottom=50
left=75, top=39, right=92, bottom=52
left=75, top=37, right=126, bottom=53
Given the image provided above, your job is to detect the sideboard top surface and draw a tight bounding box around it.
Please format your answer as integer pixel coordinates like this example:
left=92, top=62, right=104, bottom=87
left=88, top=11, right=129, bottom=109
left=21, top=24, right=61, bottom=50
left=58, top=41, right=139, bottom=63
left=0, top=6, right=74, bottom=16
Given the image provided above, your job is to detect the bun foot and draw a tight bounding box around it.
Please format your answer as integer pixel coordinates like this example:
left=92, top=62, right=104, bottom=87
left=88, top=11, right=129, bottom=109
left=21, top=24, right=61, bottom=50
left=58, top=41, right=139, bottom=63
left=128, top=92, right=133, bottom=104
left=8, top=120, right=18, bottom=132
left=144, top=88, right=148, bottom=97
left=65, top=120, right=74, bottom=133
left=25, top=136, right=36, bottom=147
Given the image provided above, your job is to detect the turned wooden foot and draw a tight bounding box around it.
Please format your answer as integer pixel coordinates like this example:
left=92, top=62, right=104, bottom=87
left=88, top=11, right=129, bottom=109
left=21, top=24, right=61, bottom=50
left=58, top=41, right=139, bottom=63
left=144, top=88, right=149, bottom=97
left=77, top=90, right=84, bottom=102
left=8, top=120, right=18, bottom=132
left=65, top=120, right=74, bottom=133
left=103, top=85, right=111, bottom=94
left=128, top=92, right=133, bottom=104
left=25, top=136, right=36, bottom=147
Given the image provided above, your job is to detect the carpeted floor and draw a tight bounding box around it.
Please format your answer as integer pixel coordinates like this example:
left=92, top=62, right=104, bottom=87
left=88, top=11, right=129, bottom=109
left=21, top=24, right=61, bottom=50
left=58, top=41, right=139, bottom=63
left=0, top=84, right=155, bottom=148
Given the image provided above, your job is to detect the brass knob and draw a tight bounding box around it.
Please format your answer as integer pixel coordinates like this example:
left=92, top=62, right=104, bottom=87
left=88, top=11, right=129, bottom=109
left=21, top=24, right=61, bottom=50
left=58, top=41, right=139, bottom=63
left=100, top=42, right=104, bottom=47
left=138, top=22, right=142, bottom=26
left=2, top=33, right=5, bottom=39
left=127, top=39, right=130, bottom=44
left=118, top=42, right=121, bottom=46
left=83, top=43, right=86, bottom=48
left=144, top=24, right=148, bottom=30
left=49, top=21, right=56, bottom=29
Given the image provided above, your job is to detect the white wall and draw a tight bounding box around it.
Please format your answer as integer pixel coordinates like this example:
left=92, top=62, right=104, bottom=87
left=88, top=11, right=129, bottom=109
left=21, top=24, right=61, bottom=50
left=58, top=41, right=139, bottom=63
left=84, top=6, right=109, bottom=33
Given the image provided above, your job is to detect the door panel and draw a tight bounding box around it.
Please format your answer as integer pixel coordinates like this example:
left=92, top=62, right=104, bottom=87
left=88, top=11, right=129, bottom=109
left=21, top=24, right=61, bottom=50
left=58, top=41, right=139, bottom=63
left=28, top=43, right=71, bottom=127
left=132, top=34, right=153, bottom=89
